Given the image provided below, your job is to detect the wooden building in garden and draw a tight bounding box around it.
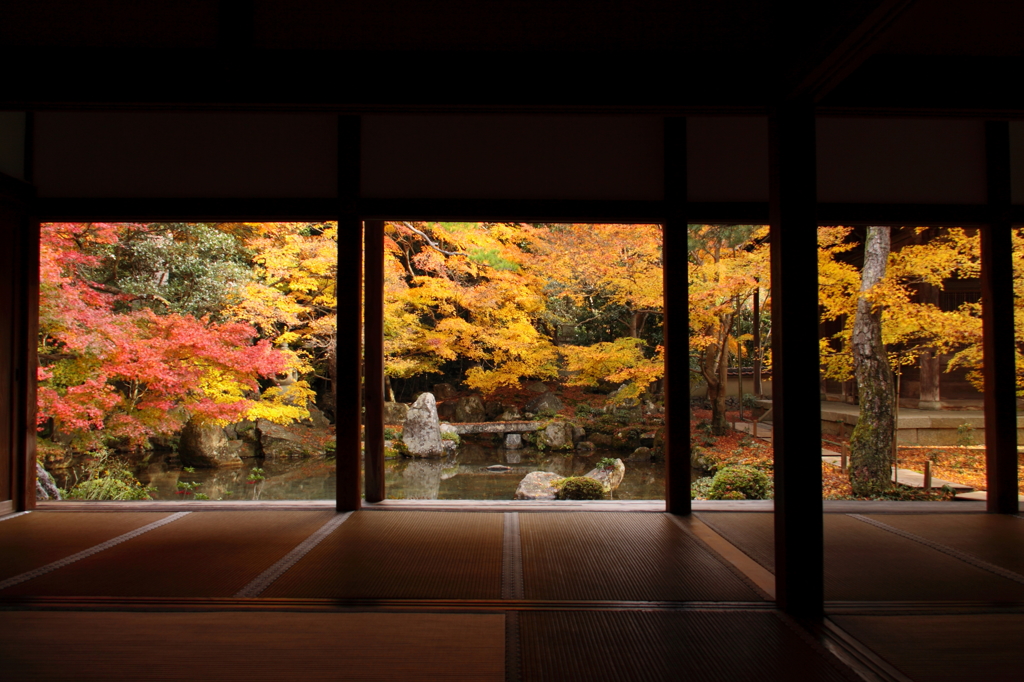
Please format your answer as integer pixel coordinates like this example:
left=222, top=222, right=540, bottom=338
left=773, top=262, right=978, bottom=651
left=1, top=1, right=1023, bottom=680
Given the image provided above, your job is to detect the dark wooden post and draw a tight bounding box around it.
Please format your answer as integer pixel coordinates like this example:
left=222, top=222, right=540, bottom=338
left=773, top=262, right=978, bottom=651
left=663, top=117, right=691, bottom=514
left=982, top=121, right=1018, bottom=514
left=0, top=173, right=37, bottom=511
left=336, top=115, right=363, bottom=512
left=363, top=220, right=386, bottom=503
left=768, top=101, right=824, bottom=617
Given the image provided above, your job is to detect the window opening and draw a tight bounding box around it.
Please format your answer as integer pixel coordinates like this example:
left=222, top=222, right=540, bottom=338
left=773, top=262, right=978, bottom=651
left=36, top=222, right=338, bottom=502
left=379, top=222, right=666, bottom=501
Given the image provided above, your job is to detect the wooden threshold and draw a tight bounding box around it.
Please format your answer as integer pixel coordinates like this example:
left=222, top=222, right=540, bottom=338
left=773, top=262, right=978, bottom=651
left=0, top=595, right=777, bottom=613
left=34, top=499, right=996, bottom=513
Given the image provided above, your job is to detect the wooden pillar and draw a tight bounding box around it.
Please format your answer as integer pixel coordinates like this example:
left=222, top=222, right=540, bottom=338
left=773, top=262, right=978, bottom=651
left=663, top=116, right=691, bottom=514
left=336, top=115, right=363, bottom=512
left=363, top=220, right=385, bottom=503
left=768, top=101, right=824, bottom=617
left=982, top=121, right=1018, bottom=514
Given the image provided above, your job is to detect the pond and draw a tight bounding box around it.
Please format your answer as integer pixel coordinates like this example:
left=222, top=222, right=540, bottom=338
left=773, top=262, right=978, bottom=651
left=51, top=442, right=688, bottom=501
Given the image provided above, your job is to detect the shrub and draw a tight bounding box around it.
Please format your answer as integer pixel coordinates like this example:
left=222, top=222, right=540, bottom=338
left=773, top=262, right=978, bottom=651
left=555, top=476, right=605, bottom=500
left=690, top=476, right=714, bottom=500
left=708, top=465, right=772, bottom=500
left=65, top=451, right=154, bottom=501
left=440, top=430, right=461, bottom=445
left=383, top=426, right=400, bottom=441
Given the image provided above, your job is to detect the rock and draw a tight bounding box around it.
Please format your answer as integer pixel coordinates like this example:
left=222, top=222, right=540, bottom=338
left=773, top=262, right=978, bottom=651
left=525, top=393, right=564, bottom=415
left=577, top=440, right=596, bottom=451
left=436, top=400, right=457, bottom=421
left=302, top=403, right=331, bottom=429
left=383, top=401, right=410, bottom=424
left=505, top=433, right=523, bottom=449
left=36, top=466, right=61, bottom=500
left=571, top=424, right=586, bottom=443
left=630, top=446, right=653, bottom=461
left=613, top=427, right=642, bottom=450
left=585, top=458, right=626, bottom=493
left=514, top=471, right=562, bottom=500
left=486, top=464, right=512, bottom=472
left=439, top=423, right=459, bottom=453
left=233, top=420, right=258, bottom=444
left=179, top=420, right=245, bottom=468
left=402, top=392, right=445, bottom=458
left=256, top=420, right=333, bottom=459
left=484, top=401, right=505, bottom=420
left=454, top=395, right=487, bottom=423
left=590, top=433, right=613, bottom=448
left=527, top=381, right=549, bottom=393
left=498, top=408, right=523, bottom=421
left=539, top=421, right=575, bottom=450
left=433, top=383, right=458, bottom=400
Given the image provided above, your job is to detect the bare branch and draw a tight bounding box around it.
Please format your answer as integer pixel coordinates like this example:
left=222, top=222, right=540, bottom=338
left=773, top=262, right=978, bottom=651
left=400, top=222, right=468, bottom=257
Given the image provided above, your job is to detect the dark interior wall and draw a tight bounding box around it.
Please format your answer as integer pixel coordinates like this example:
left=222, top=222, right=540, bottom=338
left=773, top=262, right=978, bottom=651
left=32, top=112, right=338, bottom=198
left=687, top=116, right=769, bottom=202
left=816, top=118, right=987, bottom=204
left=360, top=114, right=664, bottom=201
left=24, top=111, right=1009, bottom=206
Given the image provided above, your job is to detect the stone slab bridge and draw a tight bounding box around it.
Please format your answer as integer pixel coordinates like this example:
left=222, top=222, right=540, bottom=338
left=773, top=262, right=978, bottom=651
left=448, top=421, right=541, bottom=449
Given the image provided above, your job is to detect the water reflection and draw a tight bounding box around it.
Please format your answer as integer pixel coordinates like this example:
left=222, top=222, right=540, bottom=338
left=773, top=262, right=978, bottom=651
left=51, top=442, right=675, bottom=501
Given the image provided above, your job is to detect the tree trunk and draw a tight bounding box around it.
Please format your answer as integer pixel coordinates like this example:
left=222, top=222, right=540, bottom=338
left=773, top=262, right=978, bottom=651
left=702, top=313, right=733, bottom=435
left=849, top=226, right=896, bottom=495
left=916, top=282, right=942, bottom=409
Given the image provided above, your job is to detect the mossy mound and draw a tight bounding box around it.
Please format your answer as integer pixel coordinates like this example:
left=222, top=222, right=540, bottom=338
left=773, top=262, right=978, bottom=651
left=708, top=465, right=772, bottom=500
left=555, top=476, right=605, bottom=500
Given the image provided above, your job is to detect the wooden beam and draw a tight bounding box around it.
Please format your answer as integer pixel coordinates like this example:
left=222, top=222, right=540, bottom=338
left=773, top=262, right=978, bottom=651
left=981, top=121, right=1018, bottom=514
left=769, top=100, right=824, bottom=617
left=336, top=115, right=363, bottom=512
left=363, top=220, right=385, bottom=503
left=785, top=0, right=918, bottom=102
left=663, top=117, right=690, bottom=515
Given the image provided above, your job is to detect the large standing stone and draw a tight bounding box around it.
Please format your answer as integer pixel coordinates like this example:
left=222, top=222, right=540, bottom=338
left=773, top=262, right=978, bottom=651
left=454, top=395, right=487, bottom=422
left=525, top=393, right=564, bottom=415
left=179, top=420, right=245, bottom=468
left=539, top=421, right=575, bottom=450
left=504, top=433, right=523, bottom=449
left=514, top=471, right=562, bottom=500
left=585, top=458, right=625, bottom=493
left=403, top=392, right=445, bottom=458
left=256, top=420, right=332, bottom=460
left=527, top=381, right=549, bottom=393
left=383, top=401, right=410, bottom=424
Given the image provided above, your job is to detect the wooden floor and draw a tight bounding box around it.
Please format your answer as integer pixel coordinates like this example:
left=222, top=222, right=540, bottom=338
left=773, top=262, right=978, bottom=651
left=1, top=507, right=1022, bottom=681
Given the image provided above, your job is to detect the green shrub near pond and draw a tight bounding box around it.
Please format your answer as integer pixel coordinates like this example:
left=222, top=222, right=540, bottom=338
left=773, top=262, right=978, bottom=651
left=708, top=465, right=772, bottom=500
left=64, top=451, right=155, bottom=501
left=554, top=476, right=605, bottom=500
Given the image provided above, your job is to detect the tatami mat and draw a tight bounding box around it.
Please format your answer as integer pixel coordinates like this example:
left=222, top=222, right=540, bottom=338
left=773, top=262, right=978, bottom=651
left=864, top=513, right=1024, bottom=577
left=695, top=512, right=1024, bottom=602
left=0, top=512, right=173, bottom=582
left=696, top=512, right=776, bottom=572
left=832, top=614, right=1024, bottom=682
left=519, top=512, right=765, bottom=601
left=1, top=511, right=334, bottom=597
left=0, top=611, right=504, bottom=682
left=261, top=511, right=504, bottom=599
left=823, top=514, right=1024, bottom=602
left=519, top=610, right=857, bottom=682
